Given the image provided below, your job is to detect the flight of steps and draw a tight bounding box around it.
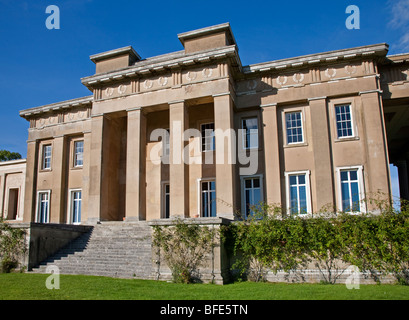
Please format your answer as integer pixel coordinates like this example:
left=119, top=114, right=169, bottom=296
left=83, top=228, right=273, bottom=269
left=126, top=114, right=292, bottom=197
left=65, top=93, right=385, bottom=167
left=31, top=222, right=154, bottom=279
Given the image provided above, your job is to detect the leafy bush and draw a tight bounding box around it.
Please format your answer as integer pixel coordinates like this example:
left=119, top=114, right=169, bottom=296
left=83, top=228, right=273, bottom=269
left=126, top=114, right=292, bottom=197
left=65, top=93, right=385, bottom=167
left=152, top=218, right=219, bottom=283
left=0, top=218, right=26, bottom=273
left=223, top=197, right=409, bottom=285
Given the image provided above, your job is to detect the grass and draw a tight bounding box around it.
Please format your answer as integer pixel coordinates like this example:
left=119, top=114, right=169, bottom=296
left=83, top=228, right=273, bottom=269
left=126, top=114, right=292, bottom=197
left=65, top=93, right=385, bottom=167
left=1, top=273, right=409, bottom=300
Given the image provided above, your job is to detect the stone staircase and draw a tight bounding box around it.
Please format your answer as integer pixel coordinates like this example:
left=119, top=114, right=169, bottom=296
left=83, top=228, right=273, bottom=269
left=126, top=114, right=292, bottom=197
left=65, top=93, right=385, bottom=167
left=30, top=222, right=154, bottom=279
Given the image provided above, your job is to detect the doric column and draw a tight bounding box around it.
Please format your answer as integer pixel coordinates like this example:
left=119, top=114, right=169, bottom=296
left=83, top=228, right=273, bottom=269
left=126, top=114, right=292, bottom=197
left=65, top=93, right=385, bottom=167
left=23, top=140, right=38, bottom=222
left=261, top=103, right=281, bottom=205
left=125, top=108, right=147, bottom=221
left=360, top=90, right=391, bottom=204
left=169, top=100, right=189, bottom=217
left=87, top=115, right=104, bottom=223
left=214, top=93, right=236, bottom=219
left=50, top=135, right=66, bottom=223
left=81, top=131, right=91, bottom=223
left=308, top=96, right=335, bottom=211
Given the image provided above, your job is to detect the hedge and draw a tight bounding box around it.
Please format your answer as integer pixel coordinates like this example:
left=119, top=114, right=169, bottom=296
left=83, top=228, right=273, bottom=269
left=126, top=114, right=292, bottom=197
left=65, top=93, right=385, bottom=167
left=222, top=201, right=409, bottom=284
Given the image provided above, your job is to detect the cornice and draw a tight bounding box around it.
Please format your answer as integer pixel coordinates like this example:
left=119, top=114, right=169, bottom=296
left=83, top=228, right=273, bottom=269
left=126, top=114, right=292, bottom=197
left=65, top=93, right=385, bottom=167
left=19, top=96, right=93, bottom=119
left=242, top=43, right=389, bottom=74
left=81, top=45, right=241, bottom=88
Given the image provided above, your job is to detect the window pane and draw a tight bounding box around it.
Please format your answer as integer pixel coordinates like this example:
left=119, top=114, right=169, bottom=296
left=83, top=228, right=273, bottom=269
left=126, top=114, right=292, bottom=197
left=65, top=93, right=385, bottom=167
left=289, top=175, right=297, bottom=186
left=298, top=174, right=305, bottom=185
left=245, top=179, right=252, bottom=188
left=245, top=190, right=251, bottom=216
left=253, top=178, right=260, bottom=188
left=350, top=182, right=360, bottom=212
left=299, top=186, right=307, bottom=214
left=349, top=170, right=358, bottom=181
left=340, top=171, right=348, bottom=181
left=341, top=182, right=351, bottom=212
left=165, top=194, right=170, bottom=218
left=290, top=185, right=298, bottom=214
left=210, top=190, right=216, bottom=217
left=202, top=193, right=209, bottom=217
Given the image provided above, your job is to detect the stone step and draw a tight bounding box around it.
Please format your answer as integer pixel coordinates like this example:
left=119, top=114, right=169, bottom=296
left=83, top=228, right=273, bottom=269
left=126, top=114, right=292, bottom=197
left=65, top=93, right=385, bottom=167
left=30, top=222, right=154, bottom=279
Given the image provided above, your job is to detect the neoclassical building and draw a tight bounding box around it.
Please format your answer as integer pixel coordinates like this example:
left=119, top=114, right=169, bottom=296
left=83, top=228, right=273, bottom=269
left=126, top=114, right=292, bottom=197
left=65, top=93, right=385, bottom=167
left=17, top=23, right=409, bottom=225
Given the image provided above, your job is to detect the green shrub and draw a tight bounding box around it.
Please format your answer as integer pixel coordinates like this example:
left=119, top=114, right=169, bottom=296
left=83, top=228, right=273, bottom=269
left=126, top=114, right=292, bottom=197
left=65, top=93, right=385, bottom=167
left=152, top=218, right=219, bottom=283
left=223, top=197, right=409, bottom=285
left=0, top=218, right=26, bottom=273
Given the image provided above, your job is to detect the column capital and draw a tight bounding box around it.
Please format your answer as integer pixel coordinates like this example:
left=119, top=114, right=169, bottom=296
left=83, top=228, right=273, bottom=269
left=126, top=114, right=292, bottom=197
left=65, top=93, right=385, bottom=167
left=168, top=99, right=185, bottom=105
left=308, top=96, right=327, bottom=102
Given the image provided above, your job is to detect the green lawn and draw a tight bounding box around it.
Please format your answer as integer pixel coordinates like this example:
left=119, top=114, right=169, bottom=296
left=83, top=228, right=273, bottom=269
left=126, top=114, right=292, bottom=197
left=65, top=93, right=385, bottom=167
left=1, top=273, right=409, bottom=300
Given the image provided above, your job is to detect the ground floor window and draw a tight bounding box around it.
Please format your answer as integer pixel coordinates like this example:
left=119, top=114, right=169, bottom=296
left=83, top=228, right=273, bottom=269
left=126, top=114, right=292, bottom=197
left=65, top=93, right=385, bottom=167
left=70, top=190, right=82, bottom=224
left=201, top=180, right=216, bottom=217
left=162, top=183, right=170, bottom=219
left=337, top=166, right=365, bottom=213
left=285, top=171, right=311, bottom=215
left=36, top=191, right=50, bottom=223
left=241, top=175, right=263, bottom=218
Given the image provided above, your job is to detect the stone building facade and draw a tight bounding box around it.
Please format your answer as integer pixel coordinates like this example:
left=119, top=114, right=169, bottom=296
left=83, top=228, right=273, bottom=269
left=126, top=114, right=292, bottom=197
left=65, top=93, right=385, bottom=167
left=16, top=23, right=409, bottom=226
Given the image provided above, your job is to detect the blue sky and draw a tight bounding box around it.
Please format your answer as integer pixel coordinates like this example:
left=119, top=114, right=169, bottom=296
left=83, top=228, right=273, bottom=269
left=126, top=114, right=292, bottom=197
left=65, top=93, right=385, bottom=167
left=0, top=0, right=406, bottom=200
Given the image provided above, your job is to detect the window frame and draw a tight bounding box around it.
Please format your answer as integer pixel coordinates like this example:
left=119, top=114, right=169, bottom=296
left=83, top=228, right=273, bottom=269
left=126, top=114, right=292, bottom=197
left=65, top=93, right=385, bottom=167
left=163, top=128, right=170, bottom=158
left=68, top=189, right=82, bottom=224
left=200, top=179, right=216, bottom=217
left=200, top=122, right=215, bottom=152
left=241, top=117, right=259, bottom=150
left=334, top=104, right=354, bottom=139
left=73, top=140, right=84, bottom=168
left=36, top=190, right=51, bottom=223
left=240, top=174, right=264, bottom=219
left=285, top=170, right=312, bottom=216
left=336, top=165, right=366, bottom=214
left=161, top=182, right=170, bottom=219
left=284, top=111, right=304, bottom=145
left=41, top=144, right=52, bottom=170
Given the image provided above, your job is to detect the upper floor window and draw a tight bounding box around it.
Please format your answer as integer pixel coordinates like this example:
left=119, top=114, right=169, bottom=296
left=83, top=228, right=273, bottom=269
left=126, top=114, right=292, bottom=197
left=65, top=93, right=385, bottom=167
left=335, top=105, right=353, bottom=138
left=42, top=144, right=52, bottom=170
left=242, top=118, right=258, bottom=149
left=201, top=123, right=215, bottom=152
left=285, top=111, right=304, bottom=144
left=73, top=140, right=84, bottom=167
